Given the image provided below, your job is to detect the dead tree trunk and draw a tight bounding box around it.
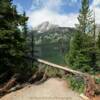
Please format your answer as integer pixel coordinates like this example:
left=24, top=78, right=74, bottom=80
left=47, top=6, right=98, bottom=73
left=0, top=74, right=20, bottom=95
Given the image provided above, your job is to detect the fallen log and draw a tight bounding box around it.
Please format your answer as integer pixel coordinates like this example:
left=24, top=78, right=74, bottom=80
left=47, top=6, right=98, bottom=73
left=0, top=73, right=20, bottom=95
left=8, top=83, right=29, bottom=93
left=28, top=71, right=44, bottom=84
left=34, top=67, right=48, bottom=85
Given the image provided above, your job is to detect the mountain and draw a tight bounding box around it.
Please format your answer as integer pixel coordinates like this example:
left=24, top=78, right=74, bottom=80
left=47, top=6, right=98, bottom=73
left=34, top=22, right=100, bottom=45
left=34, top=21, right=76, bottom=45
left=34, top=21, right=75, bottom=33
left=34, top=21, right=59, bottom=33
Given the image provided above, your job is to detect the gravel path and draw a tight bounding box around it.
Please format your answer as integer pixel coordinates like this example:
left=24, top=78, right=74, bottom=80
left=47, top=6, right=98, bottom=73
left=0, top=78, right=83, bottom=100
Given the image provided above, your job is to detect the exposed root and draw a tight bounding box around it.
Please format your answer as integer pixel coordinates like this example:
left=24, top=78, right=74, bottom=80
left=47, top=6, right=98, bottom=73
left=0, top=74, right=20, bottom=96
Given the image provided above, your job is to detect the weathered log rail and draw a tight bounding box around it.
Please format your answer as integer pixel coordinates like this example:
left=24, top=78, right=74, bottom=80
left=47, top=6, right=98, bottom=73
left=37, top=58, right=85, bottom=76
left=36, top=58, right=99, bottom=79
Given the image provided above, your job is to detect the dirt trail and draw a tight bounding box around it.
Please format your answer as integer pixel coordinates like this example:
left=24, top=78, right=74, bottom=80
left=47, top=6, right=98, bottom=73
left=0, top=78, right=83, bottom=100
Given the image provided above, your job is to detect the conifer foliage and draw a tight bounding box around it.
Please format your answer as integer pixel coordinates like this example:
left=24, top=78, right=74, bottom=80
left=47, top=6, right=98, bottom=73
left=65, top=0, right=99, bottom=72
left=77, top=0, right=94, bottom=34
left=0, top=0, right=29, bottom=75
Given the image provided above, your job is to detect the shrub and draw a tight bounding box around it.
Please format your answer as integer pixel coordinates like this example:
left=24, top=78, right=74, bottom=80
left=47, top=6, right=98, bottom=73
left=66, top=75, right=85, bottom=93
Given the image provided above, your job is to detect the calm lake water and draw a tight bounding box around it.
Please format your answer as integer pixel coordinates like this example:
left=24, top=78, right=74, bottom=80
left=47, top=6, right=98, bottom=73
left=35, top=43, right=67, bottom=65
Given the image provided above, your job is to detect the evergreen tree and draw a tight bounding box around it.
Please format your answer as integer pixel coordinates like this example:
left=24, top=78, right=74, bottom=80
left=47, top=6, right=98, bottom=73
left=65, top=0, right=96, bottom=72
left=77, top=0, right=94, bottom=34
left=65, top=32, right=91, bottom=72
left=97, top=32, right=100, bottom=69
left=22, top=12, right=28, bottom=39
left=0, top=0, right=29, bottom=75
left=97, top=32, right=100, bottom=49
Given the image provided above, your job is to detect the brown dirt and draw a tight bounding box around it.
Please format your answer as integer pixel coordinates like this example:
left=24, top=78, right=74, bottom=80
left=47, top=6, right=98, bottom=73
left=0, top=78, right=83, bottom=100
left=93, top=96, right=100, bottom=100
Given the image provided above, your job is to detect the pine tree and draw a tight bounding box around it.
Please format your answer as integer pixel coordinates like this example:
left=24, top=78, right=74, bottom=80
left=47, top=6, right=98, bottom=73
left=0, top=0, right=29, bottom=74
left=22, top=12, right=28, bottom=39
left=65, top=32, right=91, bottom=72
left=65, top=0, right=96, bottom=72
left=77, top=0, right=94, bottom=34
left=97, top=32, right=100, bottom=69
left=97, top=32, right=100, bottom=49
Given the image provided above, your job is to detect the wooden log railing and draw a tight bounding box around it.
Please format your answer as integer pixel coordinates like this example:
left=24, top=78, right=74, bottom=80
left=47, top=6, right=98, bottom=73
left=36, top=58, right=85, bottom=76
left=36, top=58, right=99, bottom=79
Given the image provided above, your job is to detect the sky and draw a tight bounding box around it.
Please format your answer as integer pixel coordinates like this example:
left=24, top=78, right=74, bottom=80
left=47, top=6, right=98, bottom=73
left=13, top=0, right=100, bottom=28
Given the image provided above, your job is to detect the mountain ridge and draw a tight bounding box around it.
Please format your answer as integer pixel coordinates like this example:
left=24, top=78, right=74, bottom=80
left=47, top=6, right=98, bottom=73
left=33, top=21, right=75, bottom=33
left=34, top=21, right=76, bottom=46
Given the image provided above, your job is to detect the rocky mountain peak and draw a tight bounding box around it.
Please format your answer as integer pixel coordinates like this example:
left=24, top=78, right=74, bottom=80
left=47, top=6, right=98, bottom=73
left=34, top=21, right=59, bottom=33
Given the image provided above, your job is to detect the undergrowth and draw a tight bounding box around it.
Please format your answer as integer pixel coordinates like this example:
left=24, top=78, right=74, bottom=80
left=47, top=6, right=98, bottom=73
left=65, top=75, right=85, bottom=93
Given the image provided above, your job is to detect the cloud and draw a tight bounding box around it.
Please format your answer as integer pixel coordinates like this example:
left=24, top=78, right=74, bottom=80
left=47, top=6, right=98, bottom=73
left=27, top=0, right=78, bottom=28
left=92, top=0, right=100, bottom=6
left=30, top=0, right=64, bottom=12
left=28, top=8, right=78, bottom=27
left=90, top=0, right=100, bottom=24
